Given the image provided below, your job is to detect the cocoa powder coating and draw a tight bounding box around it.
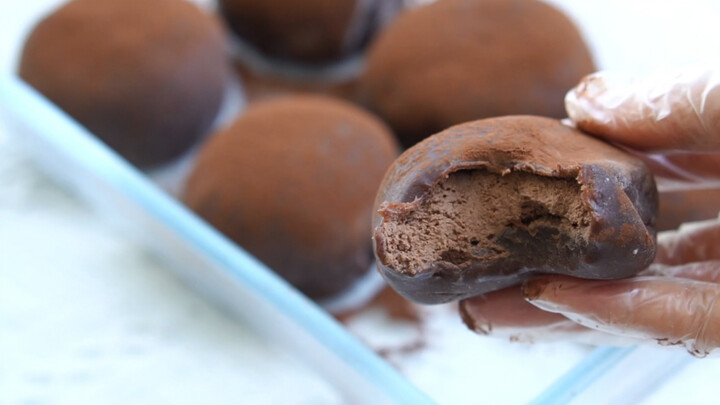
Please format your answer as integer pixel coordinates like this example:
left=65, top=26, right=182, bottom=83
left=219, top=0, right=404, bottom=64
left=19, top=0, right=230, bottom=168
left=373, top=116, right=658, bottom=304
left=184, top=95, right=398, bottom=299
left=358, top=0, right=596, bottom=147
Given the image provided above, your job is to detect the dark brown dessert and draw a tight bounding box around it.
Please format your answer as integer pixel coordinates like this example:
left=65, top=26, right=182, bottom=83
left=184, top=95, right=398, bottom=299
left=358, top=0, right=596, bottom=147
left=373, top=116, right=658, bottom=304
left=218, top=0, right=404, bottom=64
left=19, top=0, right=230, bottom=168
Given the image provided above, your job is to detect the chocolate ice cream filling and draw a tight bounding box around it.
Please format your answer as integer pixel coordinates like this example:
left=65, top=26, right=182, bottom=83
left=377, top=169, right=592, bottom=275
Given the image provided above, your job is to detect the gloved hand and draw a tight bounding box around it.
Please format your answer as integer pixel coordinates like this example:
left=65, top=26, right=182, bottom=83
left=460, top=66, right=720, bottom=357
left=566, top=65, right=720, bottom=191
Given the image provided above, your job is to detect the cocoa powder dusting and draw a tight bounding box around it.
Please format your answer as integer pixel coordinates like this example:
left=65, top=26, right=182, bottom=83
left=19, top=0, right=230, bottom=168
left=357, top=0, right=596, bottom=147
left=184, top=95, right=398, bottom=299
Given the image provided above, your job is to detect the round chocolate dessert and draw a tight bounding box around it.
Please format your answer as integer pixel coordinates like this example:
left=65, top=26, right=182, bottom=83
left=218, top=0, right=404, bottom=64
left=373, top=116, right=658, bottom=304
left=19, top=0, right=231, bottom=168
left=358, top=0, right=596, bottom=147
left=184, top=95, right=398, bottom=299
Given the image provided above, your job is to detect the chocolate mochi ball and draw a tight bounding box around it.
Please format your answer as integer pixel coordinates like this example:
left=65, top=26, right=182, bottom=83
left=373, top=116, right=658, bottom=304
left=218, top=0, right=404, bottom=64
left=358, top=0, right=596, bottom=147
left=19, top=0, right=231, bottom=168
left=184, top=95, right=398, bottom=299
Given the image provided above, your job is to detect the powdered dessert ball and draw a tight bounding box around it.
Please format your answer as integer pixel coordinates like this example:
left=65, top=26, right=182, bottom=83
left=19, top=0, right=230, bottom=168
left=218, top=0, right=403, bottom=64
left=184, top=95, right=398, bottom=299
left=358, top=0, right=596, bottom=147
left=373, top=116, right=658, bottom=304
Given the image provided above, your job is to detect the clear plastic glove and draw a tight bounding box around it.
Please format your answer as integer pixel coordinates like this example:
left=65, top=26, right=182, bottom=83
left=567, top=66, right=720, bottom=191
left=460, top=66, right=720, bottom=357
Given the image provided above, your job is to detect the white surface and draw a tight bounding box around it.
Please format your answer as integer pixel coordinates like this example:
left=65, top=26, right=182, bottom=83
left=347, top=305, right=591, bottom=405
left=3, top=1, right=720, bottom=404
left=0, top=137, right=342, bottom=405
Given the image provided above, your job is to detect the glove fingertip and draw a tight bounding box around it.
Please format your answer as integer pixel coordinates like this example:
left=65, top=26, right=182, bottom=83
left=458, top=300, right=491, bottom=335
left=521, top=277, right=550, bottom=301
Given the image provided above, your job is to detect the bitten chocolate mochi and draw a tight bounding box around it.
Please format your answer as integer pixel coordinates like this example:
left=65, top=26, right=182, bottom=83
left=373, top=116, right=658, bottom=304
left=358, top=0, right=596, bottom=147
left=184, top=95, right=398, bottom=299
left=19, top=0, right=230, bottom=168
left=218, top=0, right=404, bottom=64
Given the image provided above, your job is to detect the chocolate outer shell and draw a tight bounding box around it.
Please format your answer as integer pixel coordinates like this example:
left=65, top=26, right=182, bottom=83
left=19, top=0, right=230, bottom=168
left=373, top=116, right=658, bottom=304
